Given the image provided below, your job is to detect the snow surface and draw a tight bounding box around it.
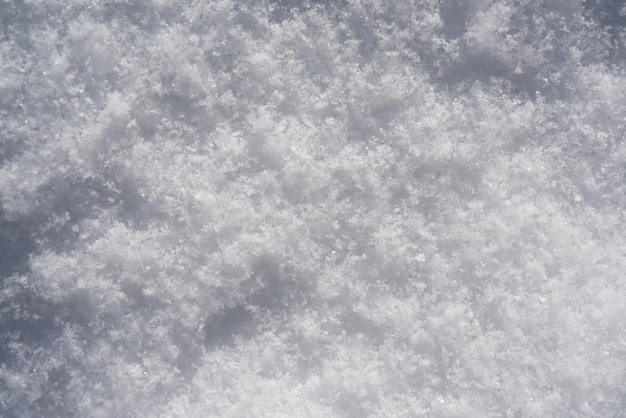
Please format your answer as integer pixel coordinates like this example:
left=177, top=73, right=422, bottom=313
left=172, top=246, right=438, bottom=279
left=1, top=0, right=625, bottom=416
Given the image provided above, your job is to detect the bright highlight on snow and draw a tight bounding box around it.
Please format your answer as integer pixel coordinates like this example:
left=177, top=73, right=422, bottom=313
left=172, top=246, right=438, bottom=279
left=1, top=0, right=625, bottom=416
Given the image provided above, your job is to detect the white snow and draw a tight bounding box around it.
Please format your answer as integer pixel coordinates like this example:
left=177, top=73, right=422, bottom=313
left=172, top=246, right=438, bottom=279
left=1, top=0, right=625, bottom=416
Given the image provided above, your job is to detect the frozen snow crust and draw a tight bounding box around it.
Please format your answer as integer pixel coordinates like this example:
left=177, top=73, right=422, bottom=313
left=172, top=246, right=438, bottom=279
left=1, top=0, right=625, bottom=416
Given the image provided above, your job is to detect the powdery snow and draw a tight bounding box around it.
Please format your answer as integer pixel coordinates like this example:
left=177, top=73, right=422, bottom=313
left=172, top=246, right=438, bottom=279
left=1, top=0, right=625, bottom=416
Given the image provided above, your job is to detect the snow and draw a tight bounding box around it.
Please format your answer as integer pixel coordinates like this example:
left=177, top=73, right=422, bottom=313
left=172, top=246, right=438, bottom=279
left=1, top=0, right=625, bottom=416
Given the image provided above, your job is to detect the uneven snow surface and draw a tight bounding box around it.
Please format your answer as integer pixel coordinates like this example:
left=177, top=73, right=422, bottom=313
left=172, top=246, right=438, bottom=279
left=1, top=0, right=626, bottom=416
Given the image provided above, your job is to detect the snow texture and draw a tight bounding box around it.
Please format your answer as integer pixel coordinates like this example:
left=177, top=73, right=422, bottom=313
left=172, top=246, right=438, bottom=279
left=1, top=0, right=625, bottom=416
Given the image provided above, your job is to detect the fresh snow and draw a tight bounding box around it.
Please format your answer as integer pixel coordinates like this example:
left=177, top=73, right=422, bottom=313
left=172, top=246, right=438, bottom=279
left=1, top=0, right=625, bottom=416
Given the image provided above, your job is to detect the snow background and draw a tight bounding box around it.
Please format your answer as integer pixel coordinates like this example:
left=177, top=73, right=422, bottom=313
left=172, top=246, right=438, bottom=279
left=1, top=0, right=625, bottom=416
